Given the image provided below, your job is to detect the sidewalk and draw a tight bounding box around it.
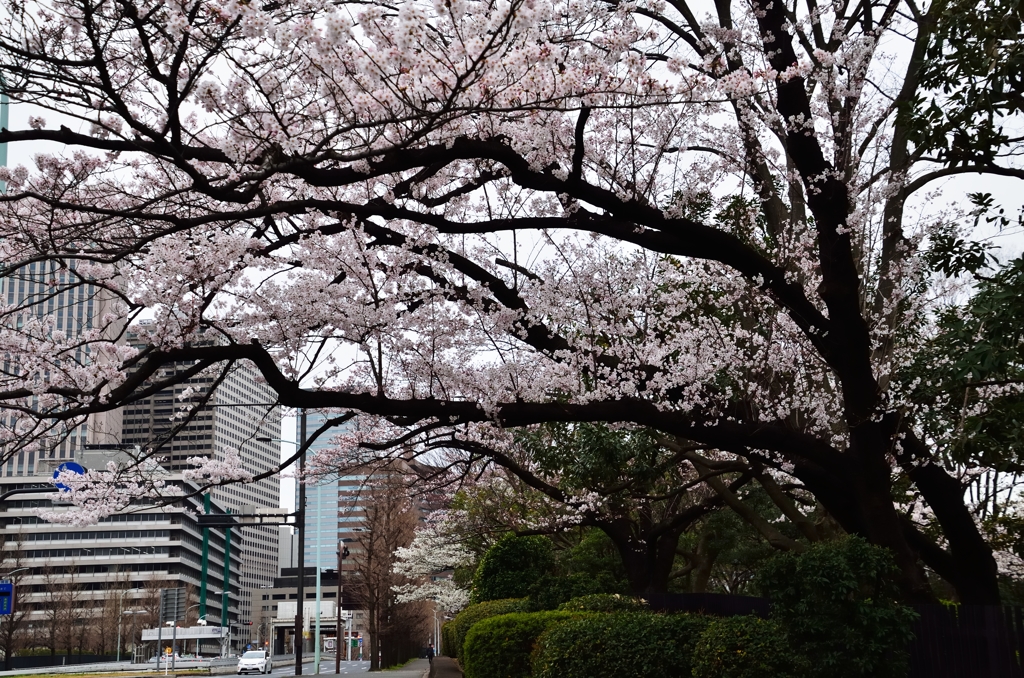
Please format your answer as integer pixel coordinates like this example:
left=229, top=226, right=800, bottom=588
left=382, top=658, right=430, bottom=678
left=430, top=657, right=462, bottom=678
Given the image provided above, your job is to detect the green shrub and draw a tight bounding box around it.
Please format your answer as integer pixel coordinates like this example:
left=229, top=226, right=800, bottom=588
left=472, top=534, right=555, bottom=603
left=558, top=593, right=647, bottom=613
left=441, top=620, right=457, bottom=657
left=692, top=616, right=802, bottom=678
left=532, top=611, right=710, bottom=678
left=529, top=572, right=608, bottom=610
left=756, top=535, right=918, bottom=678
left=462, top=611, right=580, bottom=678
left=447, top=597, right=532, bottom=661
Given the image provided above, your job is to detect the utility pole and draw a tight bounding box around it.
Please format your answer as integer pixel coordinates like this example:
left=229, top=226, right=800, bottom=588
left=294, top=409, right=307, bottom=675
left=313, top=478, right=322, bottom=674
left=0, top=73, right=9, bottom=193
left=200, top=493, right=211, bottom=624
left=334, top=540, right=350, bottom=673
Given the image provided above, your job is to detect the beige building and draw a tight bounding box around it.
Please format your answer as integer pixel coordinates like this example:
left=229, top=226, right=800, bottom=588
left=255, top=567, right=369, bottom=656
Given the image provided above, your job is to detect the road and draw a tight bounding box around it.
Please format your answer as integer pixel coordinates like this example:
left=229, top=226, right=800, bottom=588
left=264, top=661, right=370, bottom=676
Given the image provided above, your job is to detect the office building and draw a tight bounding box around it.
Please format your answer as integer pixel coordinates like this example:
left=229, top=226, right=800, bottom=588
left=0, top=259, right=122, bottom=476
left=256, top=566, right=369, bottom=655
left=0, top=454, right=243, bottom=657
left=297, top=411, right=353, bottom=570
left=120, top=335, right=282, bottom=642
left=278, top=526, right=299, bottom=573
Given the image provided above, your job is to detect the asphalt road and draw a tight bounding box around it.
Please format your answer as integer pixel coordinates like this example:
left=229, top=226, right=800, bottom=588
left=263, top=661, right=370, bottom=676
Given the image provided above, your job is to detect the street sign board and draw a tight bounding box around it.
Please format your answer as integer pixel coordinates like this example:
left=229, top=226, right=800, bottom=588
left=160, top=588, right=187, bottom=623
left=52, top=462, right=86, bottom=491
left=141, top=626, right=228, bottom=640
left=0, top=581, right=13, bottom=615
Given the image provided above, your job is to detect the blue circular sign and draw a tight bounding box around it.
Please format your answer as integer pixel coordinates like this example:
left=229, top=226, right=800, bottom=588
left=52, top=461, right=86, bottom=491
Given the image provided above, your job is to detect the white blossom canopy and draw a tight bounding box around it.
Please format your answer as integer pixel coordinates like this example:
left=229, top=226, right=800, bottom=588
left=0, top=0, right=1021, bottom=602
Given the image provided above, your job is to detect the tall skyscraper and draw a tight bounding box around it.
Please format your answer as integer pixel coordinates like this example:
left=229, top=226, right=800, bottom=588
left=0, top=259, right=122, bottom=476
left=121, top=341, right=281, bottom=638
left=296, top=411, right=351, bottom=570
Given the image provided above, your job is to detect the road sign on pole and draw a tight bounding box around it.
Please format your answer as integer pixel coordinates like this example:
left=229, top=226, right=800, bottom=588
left=52, top=462, right=86, bottom=492
left=0, top=582, right=13, bottom=615
left=161, top=588, right=187, bottom=623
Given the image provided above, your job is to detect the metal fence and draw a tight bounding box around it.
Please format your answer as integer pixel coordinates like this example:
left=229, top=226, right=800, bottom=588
left=908, top=604, right=1024, bottom=678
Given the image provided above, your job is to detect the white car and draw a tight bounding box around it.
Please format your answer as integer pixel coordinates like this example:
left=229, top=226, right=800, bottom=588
left=237, top=650, right=272, bottom=674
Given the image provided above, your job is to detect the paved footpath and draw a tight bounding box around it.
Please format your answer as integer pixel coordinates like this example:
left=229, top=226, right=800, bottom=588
left=430, top=657, right=461, bottom=678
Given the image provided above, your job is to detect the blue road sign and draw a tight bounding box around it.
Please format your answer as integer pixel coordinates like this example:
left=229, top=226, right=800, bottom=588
left=52, top=462, right=86, bottom=491
left=0, top=581, right=13, bottom=615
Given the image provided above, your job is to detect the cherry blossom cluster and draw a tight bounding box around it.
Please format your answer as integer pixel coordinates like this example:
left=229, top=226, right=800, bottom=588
left=0, top=0, right=1017, bottom=605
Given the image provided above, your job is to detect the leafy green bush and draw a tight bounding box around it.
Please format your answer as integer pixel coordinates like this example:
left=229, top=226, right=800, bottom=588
left=532, top=611, right=710, bottom=678
left=447, top=597, right=532, bottom=661
left=441, top=620, right=457, bottom=657
left=692, top=616, right=802, bottom=678
left=756, top=535, right=918, bottom=678
left=472, top=534, right=555, bottom=603
left=558, top=593, right=647, bottom=613
left=462, top=611, right=580, bottom=678
left=529, top=572, right=608, bottom=610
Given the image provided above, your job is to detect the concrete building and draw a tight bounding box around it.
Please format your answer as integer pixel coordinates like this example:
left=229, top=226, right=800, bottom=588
left=0, top=259, right=123, bottom=476
left=0, top=454, right=243, bottom=658
left=257, top=567, right=367, bottom=657
left=278, top=526, right=299, bottom=573
left=120, top=336, right=282, bottom=643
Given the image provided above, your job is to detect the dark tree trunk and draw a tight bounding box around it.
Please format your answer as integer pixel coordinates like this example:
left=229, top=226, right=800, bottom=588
left=599, top=518, right=687, bottom=596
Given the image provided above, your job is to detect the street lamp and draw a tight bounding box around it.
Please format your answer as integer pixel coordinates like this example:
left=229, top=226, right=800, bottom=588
left=258, top=411, right=308, bottom=676
left=116, top=587, right=141, bottom=662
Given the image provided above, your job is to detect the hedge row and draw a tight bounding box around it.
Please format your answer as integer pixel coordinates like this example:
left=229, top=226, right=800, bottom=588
left=557, top=593, right=647, bottom=613
left=462, top=611, right=584, bottom=678
left=450, top=607, right=832, bottom=678
left=445, top=538, right=915, bottom=678
left=533, top=611, right=711, bottom=678
left=446, top=597, right=533, bottom=661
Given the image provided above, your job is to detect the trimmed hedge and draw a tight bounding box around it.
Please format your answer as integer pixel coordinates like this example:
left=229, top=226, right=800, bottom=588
left=692, top=616, right=803, bottom=678
left=529, top=572, right=608, bottom=610
left=462, top=611, right=581, bottom=678
left=447, top=597, right=533, bottom=661
left=441, top=620, right=457, bottom=657
left=558, top=593, right=647, bottom=613
left=532, top=611, right=710, bottom=678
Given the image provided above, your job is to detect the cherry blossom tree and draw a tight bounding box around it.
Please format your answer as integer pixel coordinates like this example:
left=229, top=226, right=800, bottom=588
left=1, top=0, right=1022, bottom=604
left=392, top=517, right=473, bottom=613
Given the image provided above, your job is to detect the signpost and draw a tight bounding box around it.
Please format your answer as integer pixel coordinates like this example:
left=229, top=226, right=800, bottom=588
left=155, top=588, right=187, bottom=673
left=161, top=589, right=186, bottom=671
left=0, top=582, right=13, bottom=615
left=52, top=462, right=86, bottom=492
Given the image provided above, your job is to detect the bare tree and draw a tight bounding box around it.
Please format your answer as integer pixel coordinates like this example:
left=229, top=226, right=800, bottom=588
left=0, top=534, right=31, bottom=669
left=92, top=569, right=134, bottom=656
left=40, top=563, right=79, bottom=657
left=349, top=471, right=420, bottom=671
